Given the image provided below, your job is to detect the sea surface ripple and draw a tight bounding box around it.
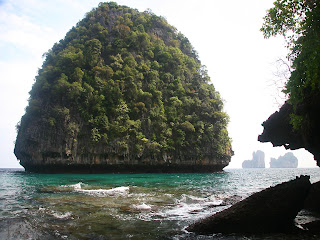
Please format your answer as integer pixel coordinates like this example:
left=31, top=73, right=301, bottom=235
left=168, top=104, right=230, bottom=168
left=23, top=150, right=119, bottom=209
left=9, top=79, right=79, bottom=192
left=1, top=168, right=320, bottom=239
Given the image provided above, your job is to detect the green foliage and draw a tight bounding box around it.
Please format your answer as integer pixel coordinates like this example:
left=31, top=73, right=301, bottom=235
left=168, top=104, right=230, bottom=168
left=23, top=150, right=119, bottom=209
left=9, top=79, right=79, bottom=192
left=261, top=0, right=309, bottom=40
left=262, top=0, right=319, bottom=129
left=181, top=121, right=195, bottom=132
left=19, top=2, right=231, bottom=160
left=289, top=113, right=303, bottom=130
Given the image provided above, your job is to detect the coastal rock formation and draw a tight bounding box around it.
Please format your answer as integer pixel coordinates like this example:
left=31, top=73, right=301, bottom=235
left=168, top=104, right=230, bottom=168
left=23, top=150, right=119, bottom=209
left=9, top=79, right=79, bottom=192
left=242, top=150, right=265, bottom=168
left=187, top=175, right=311, bottom=234
left=14, top=2, right=232, bottom=173
left=258, top=95, right=320, bottom=166
left=258, top=0, right=320, bottom=167
left=304, top=181, right=320, bottom=214
left=270, top=152, right=298, bottom=168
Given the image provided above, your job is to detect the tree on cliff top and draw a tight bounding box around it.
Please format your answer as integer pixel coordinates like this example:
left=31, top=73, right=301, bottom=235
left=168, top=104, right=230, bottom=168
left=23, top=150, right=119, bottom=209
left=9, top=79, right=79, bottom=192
left=261, top=0, right=319, bottom=128
left=15, top=2, right=232, bottom=168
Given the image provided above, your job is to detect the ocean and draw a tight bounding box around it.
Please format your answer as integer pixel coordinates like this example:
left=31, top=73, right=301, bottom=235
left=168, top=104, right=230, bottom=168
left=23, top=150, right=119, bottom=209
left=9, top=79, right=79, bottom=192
left=1, top=168, right=320, bottom=240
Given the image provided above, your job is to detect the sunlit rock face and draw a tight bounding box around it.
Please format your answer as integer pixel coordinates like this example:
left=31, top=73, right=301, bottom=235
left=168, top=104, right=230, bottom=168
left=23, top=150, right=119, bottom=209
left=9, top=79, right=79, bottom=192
left=14, top=2, right=232, bottom=173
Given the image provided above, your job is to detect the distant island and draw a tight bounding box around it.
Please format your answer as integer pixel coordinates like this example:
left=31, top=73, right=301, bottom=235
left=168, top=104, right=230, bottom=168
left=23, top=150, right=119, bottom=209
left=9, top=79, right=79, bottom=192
left=14, top=2, right=232, bottom=173
left=242, top=150, right=265, bottom=168
left=270, top=152, right=298, bottom=168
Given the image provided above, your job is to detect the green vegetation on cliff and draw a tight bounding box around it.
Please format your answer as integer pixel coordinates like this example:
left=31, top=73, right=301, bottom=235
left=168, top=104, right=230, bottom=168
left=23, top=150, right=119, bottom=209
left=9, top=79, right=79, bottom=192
left=261, top=0, right=320, bottom=129
left=259, top=1, right=320, bottom=166
left=15, top=2, right=232, bottom=172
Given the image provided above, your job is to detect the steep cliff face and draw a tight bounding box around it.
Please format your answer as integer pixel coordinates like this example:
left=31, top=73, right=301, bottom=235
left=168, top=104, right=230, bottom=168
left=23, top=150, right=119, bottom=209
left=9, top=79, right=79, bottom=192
left=14, top=2, right=232, bottom=173
left=258, top=1, right=320, bottom=168
left=258, top=92, right=320, bottom=167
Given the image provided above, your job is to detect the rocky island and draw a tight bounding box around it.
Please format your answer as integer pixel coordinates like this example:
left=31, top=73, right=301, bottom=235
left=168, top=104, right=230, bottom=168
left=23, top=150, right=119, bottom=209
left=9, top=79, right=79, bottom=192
left=14, top=2, right=232, bottom=173
left=242, top=150, right=265, bottom=168
left=270, top=152, right=298, bottom=168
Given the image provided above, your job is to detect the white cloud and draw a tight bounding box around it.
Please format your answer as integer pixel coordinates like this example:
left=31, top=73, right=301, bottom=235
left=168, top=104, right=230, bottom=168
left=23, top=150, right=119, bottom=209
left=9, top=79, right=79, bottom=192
left=0, top=9, right=56, bottom=57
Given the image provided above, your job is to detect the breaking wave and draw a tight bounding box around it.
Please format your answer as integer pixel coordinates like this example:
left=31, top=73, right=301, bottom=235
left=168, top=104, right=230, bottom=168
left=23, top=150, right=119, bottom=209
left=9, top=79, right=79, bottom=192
left=44, top=182, right=235, bottom=222
left=56, top=182, right=130, bottom=197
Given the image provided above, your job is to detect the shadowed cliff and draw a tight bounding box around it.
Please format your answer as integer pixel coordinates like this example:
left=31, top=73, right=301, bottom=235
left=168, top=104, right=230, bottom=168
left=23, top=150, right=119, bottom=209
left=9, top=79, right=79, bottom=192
left=258, top=94, right=320, bottom=167
left=258, top=1, right=320, bottom=167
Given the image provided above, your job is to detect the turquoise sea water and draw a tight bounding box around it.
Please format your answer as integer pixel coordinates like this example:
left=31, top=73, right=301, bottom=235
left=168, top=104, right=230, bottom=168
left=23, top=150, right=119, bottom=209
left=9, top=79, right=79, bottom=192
left=1, top=168, right=320, bottom=240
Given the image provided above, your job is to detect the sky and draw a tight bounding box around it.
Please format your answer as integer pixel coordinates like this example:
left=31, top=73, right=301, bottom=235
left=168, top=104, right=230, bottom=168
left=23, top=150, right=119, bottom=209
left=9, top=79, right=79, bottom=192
left=0, top=0, right=317, bottom=168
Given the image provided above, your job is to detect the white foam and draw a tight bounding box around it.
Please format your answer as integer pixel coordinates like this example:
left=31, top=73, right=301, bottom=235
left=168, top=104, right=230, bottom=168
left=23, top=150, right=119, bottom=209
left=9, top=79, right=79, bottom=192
left=153, top=194, right=226, bottom=221
left=38, top=207, right=73, bottom=220
left=61, top=182, right=84, bottom=190
left=176, top=194, right=222, bottom=206
left=132, top=203, right=152, bottom=211
left=71, top=182, right=83, bottom=190
left=60, top=183, right=130, bottom=197
left=78, top=186, right=130, bottom=197
left=51, top=211, right=72, bottom=219
left=204, top=195, right=224, bottom=206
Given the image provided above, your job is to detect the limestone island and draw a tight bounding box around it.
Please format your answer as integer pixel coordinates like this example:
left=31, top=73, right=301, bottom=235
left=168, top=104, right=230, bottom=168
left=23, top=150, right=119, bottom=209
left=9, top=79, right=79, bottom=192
left=270, top=152, right=298, bottom=168
left=242, top=150, right=265, bottom=168
left=14, top=2, right=232, bottom=173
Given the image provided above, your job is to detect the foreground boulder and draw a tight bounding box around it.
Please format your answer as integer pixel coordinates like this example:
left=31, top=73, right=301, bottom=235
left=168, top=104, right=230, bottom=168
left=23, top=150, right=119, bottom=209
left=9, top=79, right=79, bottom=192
left=187, top=175, right=311, bottom=234
left=304, top=181, right=320, bottom=214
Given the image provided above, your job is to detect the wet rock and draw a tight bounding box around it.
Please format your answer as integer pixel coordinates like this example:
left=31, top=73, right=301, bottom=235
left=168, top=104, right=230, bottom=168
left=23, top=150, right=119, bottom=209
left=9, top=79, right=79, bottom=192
left=302, top=220, right=320, bottom=232
left=221, top=195, right=243, bottom=206
left=187, top=175, right=311, bottom=234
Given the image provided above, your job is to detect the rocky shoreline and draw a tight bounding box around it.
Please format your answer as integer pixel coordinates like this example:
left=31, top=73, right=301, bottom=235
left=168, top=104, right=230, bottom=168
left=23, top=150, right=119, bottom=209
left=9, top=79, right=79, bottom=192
left=187, top=175, right=320, bottom=235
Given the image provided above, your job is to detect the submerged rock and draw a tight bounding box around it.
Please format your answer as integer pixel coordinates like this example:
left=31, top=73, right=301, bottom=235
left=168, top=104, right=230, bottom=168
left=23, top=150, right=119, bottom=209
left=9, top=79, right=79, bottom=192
left=187, top=175, right=311, bottom=234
